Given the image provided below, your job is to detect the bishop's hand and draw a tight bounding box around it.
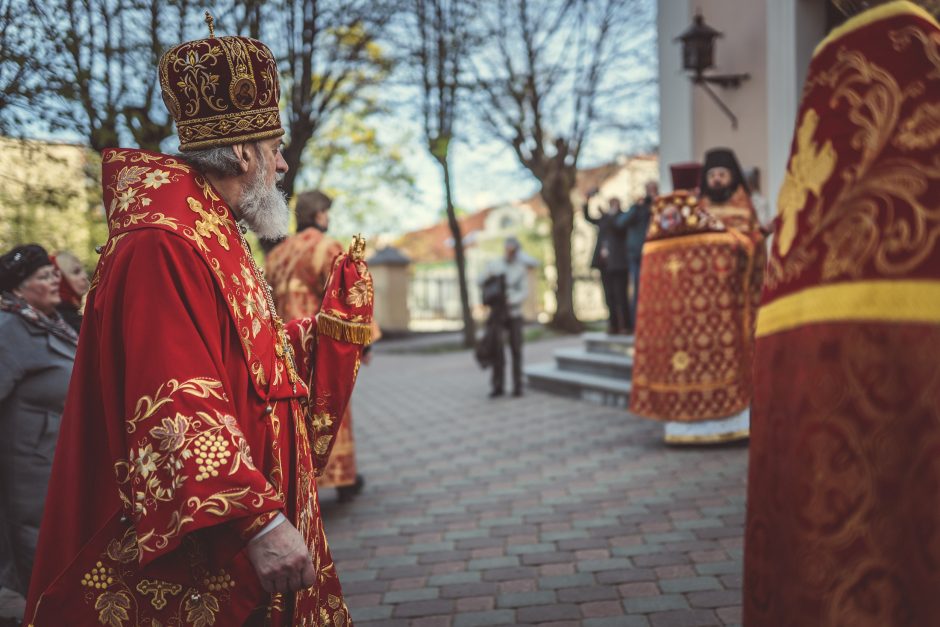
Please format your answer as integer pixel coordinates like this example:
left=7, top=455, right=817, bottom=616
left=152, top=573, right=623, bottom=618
left=246, top=520, right=316, bottom=593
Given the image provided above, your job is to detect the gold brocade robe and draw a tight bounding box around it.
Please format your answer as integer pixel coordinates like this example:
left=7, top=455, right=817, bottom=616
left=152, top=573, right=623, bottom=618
left=24, top=150, right=372, bottom=627
left=629, top=186, right=764, bottom=438
left=744, top=3, right=940, bottom=625
left=267, top=229, right=379, bottom=489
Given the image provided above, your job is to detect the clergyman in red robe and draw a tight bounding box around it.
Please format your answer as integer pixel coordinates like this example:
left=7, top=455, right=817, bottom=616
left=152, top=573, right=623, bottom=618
left=630, top=155, right=764, bottom=444
left=24, top=18, right=373, bottom=627
left=267, top=190, right=381, bottom=501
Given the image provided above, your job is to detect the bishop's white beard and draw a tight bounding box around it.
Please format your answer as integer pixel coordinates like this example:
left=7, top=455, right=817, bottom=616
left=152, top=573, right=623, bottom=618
left=238, top=152, right=289, bottom=240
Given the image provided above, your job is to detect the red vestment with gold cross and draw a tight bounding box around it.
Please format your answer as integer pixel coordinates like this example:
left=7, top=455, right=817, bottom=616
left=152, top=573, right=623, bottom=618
left=24, top=148, right=372, bottom=626
left=267, top=229, right=381, bottom=490
left=629, top=186, right=764, bottom=443
left=744, top=3, right=940, bottom=625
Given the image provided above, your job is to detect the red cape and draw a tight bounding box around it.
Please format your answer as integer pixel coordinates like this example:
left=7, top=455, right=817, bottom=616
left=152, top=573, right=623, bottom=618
left=25, top=149, right=372, bottom=626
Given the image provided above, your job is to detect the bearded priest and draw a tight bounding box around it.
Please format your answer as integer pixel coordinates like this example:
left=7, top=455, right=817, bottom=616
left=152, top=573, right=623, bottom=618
left=744, top=1, right=940, bottom=625
left=629, top=153, right=765, bottom=444
left=23, top=15, right=372, bottom=627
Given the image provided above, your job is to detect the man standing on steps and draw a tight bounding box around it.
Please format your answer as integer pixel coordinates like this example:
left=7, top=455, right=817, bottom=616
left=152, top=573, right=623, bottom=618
left=481, top=237, right=529, bottom=398
left=584, top=191, right=631, bottom=334
left=616, top=181, right=658, bottom=333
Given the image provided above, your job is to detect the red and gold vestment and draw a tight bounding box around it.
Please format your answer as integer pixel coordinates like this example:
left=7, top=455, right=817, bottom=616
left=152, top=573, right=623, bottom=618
left=629, top=186, right=764, bottom=443
left=744, top=3, right=940, bottom=625
left=24, top=149, right=372, bottom=626
left=267, top=229, right=379, bottom=490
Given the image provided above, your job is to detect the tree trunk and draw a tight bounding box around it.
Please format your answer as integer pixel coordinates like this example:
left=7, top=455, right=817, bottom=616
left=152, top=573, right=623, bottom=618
left=541, top=166, right=582, bottom=333
left=281, top=135, right=307, bottom=199
left=437, top=154, right=476, bottom=348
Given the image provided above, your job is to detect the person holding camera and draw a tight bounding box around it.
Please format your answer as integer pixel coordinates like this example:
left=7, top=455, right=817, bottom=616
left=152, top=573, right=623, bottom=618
left=479, top=237, right=529, bottom=398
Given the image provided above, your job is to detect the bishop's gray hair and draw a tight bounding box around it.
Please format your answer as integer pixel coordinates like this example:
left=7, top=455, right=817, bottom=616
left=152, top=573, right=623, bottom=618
left=181, top=144, right=259, bottom=177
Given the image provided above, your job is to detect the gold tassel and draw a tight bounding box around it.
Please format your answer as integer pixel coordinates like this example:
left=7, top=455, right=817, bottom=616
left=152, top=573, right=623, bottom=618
left=316, top=312, right=373, bottom=345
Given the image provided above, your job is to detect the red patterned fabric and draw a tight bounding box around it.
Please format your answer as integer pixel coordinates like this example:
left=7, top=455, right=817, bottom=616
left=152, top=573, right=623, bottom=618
left=24, top=149, right=368, bottom=626
left=268, top=230, right=380, bottom=489
left=744, top=3, right=940, bottom=625
left=630, top=187, right=764, bottom=424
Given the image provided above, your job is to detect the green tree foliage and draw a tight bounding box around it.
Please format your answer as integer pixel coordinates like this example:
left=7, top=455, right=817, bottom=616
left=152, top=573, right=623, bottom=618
left=299, top=108, right=417, bottom=237
left=0, top=139, right=106, bottom=267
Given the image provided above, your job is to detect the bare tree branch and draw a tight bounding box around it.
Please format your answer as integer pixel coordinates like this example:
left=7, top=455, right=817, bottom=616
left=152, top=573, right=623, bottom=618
left=469, top=0, right=656, bottom=331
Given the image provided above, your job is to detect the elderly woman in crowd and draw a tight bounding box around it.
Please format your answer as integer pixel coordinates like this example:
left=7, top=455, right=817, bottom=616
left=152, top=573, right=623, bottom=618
left=0, top=244, right=77, bottom=598
left=51, top=250, right=90, bottom=333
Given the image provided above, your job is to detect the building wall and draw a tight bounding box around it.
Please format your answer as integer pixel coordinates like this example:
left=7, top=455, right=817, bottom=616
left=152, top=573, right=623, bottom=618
left=657, top=0, right=694, bottom=191
left=691, top=1, right=768, bottom=184
left=658, top=0, right=829, bottom=207
left=766, top=0, right=828, bottom=212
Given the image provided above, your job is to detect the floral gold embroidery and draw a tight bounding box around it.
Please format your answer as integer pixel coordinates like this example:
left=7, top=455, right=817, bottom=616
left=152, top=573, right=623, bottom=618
left=314, top=435, right=333, bottom=456
left=671, top=351, right=691, bottom=372
left=346, top=277, right=374, bottom=308
left=310, top=412, right=334, bottom=431
left=185, top=196, right=232, bottom=253
left=776, top=108, right=838, bottom=258
left=895, top=101, right=940, bottom=150
left=81, top=561, right=116, bottom=591
left=184, top=591, right=220, bottom=627
left=768, top=43, right=940, bottom=288
left=94, top=591, right=131, bottom=627
left=105, top=528, right=139, bottom=564
left=192, top=430, right=232, bottom=481
left=142, top=169, right=172, bottom=189
left=202, top=570, right=235, bottom=592
left=126, top=377, right=226, bottom=434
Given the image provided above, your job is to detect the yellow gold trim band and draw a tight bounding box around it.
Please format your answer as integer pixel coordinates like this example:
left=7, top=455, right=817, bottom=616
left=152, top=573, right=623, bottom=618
left=640, top=379, right=740, bottom=392
left=642, top=232, right=735, bottom=255
left=664, top=429, right=750, bottom=445
left=815, top=1, right=938, bottom=58
left=176, top=106, right=281, bottom=125
left=756, top=280, right=940, bottom=338
left=316, top=312, right=373, bottom=345
left=179, top=128, right=285, bottom=152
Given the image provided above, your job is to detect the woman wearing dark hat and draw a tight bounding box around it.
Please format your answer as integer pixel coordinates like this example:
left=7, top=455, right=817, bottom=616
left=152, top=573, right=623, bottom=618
left=0, top=244, right=77, bottom=601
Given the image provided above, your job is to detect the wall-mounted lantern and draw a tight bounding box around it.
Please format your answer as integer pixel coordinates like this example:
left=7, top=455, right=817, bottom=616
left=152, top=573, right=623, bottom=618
left=676, top=12, right=750, bottom=129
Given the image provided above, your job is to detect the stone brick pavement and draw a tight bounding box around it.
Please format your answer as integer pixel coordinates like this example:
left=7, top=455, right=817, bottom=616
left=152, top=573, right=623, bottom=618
left=322, top=336, right=748, bottom=627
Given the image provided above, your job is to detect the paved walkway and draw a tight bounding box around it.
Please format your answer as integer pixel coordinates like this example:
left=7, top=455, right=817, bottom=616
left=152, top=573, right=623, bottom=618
left=323, top=336, right=748, bottom=627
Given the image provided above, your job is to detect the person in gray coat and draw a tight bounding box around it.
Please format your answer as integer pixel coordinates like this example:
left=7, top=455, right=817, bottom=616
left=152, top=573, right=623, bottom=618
left=0, top=244, right=77, bottom=598
left=480, top=237, right=530, bottom=397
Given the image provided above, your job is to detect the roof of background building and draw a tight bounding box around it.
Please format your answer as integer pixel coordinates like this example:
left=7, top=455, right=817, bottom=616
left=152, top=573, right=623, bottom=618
left=395, top=207, right=495, bottom=264
left=397, top=155, right=657, bottom=264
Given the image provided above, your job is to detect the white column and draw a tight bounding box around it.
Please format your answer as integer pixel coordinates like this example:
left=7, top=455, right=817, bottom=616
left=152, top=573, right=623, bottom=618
left=657, top=0, right=693, bottom=193
left=765, top=0, right=827, bottom=212
left=765, top=0, right=798, bottom=213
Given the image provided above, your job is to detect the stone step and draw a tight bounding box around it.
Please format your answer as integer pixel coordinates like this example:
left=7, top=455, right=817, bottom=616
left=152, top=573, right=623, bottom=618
left=554, top=347, right=633, bottom=379
left=525, top=363, right=632, bottom=408
left=582, top=332, right=635, bottom=357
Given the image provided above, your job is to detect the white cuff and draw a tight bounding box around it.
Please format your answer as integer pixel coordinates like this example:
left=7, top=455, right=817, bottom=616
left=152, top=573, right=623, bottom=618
left=250, top=512, right=288, bottom=543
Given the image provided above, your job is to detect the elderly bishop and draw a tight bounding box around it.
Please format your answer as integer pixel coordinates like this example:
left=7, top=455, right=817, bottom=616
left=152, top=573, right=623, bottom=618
left=24, top=17, right=372, bottom=627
